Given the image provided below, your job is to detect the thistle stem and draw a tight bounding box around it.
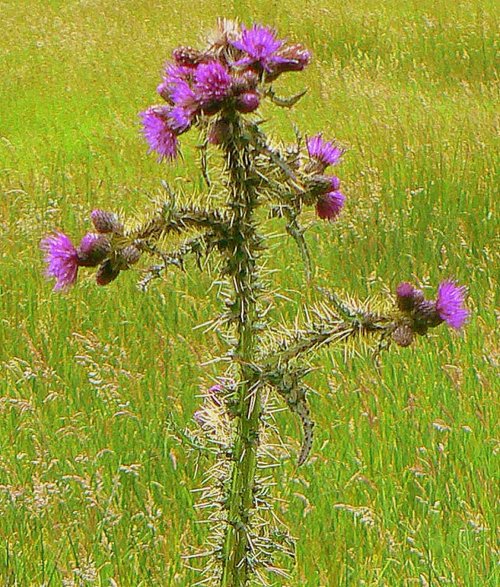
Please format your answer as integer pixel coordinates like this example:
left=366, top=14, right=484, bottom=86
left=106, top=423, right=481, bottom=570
left=220, top=115, right=262, bottom=587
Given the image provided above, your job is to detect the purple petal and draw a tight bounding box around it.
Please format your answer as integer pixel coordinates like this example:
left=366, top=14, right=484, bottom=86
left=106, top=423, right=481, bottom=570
left=436, top=280, right=469, bottom=329
left=316, top=190, right=345, bottom=221
left=194, top=61, right=232, bottom=106
left=231, top=24, right=286, bottom=71
left=40, top=232, right=79, bottom=291
left=140, top=107, right=179, bottom=162
left=307, top=134, right=344, bottom=169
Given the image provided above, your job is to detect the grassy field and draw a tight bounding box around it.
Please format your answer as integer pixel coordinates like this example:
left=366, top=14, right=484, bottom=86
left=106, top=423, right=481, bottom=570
left=0, top=0, right=498, bottom=585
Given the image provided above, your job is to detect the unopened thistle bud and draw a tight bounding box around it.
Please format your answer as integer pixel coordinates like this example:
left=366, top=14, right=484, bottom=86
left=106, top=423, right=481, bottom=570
left=396, top=282, right=424, bottom=312
left=266, top=43, right=312, bottom=81
left=235, top=91, right=260, bottom=113
left=117, top=245, right=141, bottom=268
left=91, top=209, right=123, bottom=234
left=392, top=323, right=414, bottom=347
left=413, top=299, right=444, bottom=329
left=96, top=260, right=120, bottom=286
left=172, top=46, right=208, bottom=68
left=77, top=233, right=112, bottom=267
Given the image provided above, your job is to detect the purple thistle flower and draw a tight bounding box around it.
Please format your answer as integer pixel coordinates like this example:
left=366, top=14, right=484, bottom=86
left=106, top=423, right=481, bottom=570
left=166, top=79, right=198, bottom=131
left=140, top=107, right=179, bottom=162
left=157, top=63, right=193, bottom=101
left=436, top=280, right=469, bottom=329
left=170, top=78, right=196, bottom=107
left=316, top=189, right=345, bottom=221
left=40, top=232, right=79, bottom=291
left=327, top=175, right=341, bottom=192
left=231, top=24, right=287, bottom=72
left=169, top=105, right=195, bottom=133
left=307, top=134, right=344, bottom=170
left=194, top=61, right=232, bottom=108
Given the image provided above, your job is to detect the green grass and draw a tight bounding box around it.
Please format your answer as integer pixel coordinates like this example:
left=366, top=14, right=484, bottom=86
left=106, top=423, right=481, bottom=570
left=0, top=0, right=498, bottom=585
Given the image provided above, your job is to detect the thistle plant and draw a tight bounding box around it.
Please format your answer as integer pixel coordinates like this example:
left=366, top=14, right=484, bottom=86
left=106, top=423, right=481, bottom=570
left=41, top=19, right=469, bottom=587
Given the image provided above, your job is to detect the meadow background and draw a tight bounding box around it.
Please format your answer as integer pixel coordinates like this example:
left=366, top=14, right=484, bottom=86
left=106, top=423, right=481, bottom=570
left=0, top=0, right=498, bottom=585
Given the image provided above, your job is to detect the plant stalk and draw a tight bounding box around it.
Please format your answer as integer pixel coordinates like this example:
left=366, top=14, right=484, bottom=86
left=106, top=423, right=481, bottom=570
left=220, top=115, right=262, bottom=587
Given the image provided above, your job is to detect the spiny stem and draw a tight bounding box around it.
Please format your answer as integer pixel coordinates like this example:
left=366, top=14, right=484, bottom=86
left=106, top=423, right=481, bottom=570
left=220, top=116, right=263, bottom=587
left=132, top=204, right=229, bottom=242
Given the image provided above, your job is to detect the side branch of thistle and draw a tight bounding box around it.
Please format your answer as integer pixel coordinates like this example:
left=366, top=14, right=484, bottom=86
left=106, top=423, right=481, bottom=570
left=138, top=235, right=205, bottom=290
left=131, top=203, right=230, bottom=243
left=264, top=299, right=392, bottom=370
left=258, top=294, right=392, bottom=465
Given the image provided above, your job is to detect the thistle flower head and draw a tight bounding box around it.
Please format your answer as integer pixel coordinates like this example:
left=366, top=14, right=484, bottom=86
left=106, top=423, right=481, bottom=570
left=392, top=324, right=415, bottom=347
left=77, top=233, right=111, bottom=267
left=307, top=134, right=344, bottom=170
left=157, top=63, right=193, bottom=100
left=231, top=24, right=286, bottom=72
left=396, top=279, right=469, bottom=335
left=194, top=61, right=232, bottom=108
left=40, top=232, right=79, bottom=291
left=172, top=46, right=207, bottom=68
left=169, top=78, right=197, bottom=107
left=396, top=281, right=424, bottom=312
left=91, top=209, right=122, bottom=234
left=168, top=105, right=195, bottom=133
left=436, top=280, right=469, bottom=329
left=316, top=189, right=345, bottom=221
left=116, top=245, right=141, bottom=268
left=162, top=78, right=198, bottom=132
left=235, top=91, right=260, bottom=113
left=140, top=107, right=179, bottom=161
left=96, top=260, right=120, bottom=286
left=206, top=18, right=241, bottom=50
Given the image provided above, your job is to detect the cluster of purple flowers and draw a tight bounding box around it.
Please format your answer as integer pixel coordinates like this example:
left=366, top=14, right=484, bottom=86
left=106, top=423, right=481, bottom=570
left=396, top=280, right=469, bottom=332
left=40, top=210, right=137, bottom=291
left=40, top=19, right=471, bottom=342
left=140, top=23, right=311, bottom=161
left=306, top=134, right=346, bottom=221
